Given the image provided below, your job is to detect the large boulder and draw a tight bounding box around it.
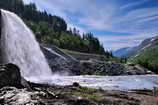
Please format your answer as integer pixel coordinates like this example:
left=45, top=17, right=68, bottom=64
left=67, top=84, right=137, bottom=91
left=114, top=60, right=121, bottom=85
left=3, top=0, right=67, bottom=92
left=124, top=64, right=154, bottom=75
left=0, top=63, right=30, bottom=89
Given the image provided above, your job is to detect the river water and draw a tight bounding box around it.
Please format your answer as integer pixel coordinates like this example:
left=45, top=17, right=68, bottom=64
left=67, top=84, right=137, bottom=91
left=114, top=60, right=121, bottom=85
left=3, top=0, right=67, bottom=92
left=1, top=10, right=158, bottom=91
left=30, top=75, right=158, bottom=90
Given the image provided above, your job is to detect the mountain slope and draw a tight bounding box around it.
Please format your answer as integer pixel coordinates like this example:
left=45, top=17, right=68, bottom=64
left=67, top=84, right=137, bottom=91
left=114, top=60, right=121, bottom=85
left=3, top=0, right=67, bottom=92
left=113, top=35, right=158, bottom=73
left=115, top=35, right=158, bottom=58
left=133, top=45, right=158, bottom=73
left=130, top=35, right=158, bottom=73
left=113, top=47, right=134, bottom=57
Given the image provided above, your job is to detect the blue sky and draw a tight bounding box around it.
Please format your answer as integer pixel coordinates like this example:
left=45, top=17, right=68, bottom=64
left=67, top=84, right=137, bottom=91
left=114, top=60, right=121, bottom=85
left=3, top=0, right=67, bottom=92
left=23, top=0, right=158, bottom=50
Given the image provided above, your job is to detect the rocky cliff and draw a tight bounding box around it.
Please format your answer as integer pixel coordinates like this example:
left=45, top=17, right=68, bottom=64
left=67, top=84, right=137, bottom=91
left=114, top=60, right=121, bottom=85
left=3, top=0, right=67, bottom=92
left=41, top=44, right=153, bottom=76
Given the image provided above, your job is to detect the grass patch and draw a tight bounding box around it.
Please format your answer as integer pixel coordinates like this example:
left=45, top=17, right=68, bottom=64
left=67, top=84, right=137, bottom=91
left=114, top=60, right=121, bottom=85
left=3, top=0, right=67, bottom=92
left=60, top=48, right=106, bottom=58
left=132, top=45, right=158, bottom=73
left=60, top=48, right=126, bottom=63
left=50, top=86, right=105, bottom=100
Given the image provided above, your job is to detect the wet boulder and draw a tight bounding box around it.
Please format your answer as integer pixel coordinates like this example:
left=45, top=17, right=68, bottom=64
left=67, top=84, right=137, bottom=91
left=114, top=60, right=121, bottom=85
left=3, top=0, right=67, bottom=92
left=0, top=63, right=29, bottom=88
left=124, top=64, right=154, bottom=75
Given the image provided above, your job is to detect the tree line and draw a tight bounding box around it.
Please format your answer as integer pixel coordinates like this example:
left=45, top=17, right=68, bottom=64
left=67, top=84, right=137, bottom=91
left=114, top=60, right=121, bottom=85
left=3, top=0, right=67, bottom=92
left=0, top=0, right=112, bottom=56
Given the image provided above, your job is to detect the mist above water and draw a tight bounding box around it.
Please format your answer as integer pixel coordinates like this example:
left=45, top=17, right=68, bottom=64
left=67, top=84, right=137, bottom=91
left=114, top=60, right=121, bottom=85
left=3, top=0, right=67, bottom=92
left=0, top=10, right=158, bottom=91
left=0, top=9, right=53, bottom=81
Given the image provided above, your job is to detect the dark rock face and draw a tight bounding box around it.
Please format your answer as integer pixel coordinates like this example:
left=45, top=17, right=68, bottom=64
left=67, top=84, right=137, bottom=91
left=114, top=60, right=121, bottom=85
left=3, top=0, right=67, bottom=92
left=41, top=44, right=153, bottom=76
left=0, top=63, right=30, bottom=89
left=41, top=44, right=81, bottom=75
left=78, top=60, right=153, bottom=76
left=0, top=63, right=22, bottom=88
left=78, top=60, right=125, bottom=75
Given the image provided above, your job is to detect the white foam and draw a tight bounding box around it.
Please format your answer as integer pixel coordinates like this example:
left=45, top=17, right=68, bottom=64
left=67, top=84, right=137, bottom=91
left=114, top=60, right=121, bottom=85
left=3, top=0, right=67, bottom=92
left=0, top=9, right=52, bottom=82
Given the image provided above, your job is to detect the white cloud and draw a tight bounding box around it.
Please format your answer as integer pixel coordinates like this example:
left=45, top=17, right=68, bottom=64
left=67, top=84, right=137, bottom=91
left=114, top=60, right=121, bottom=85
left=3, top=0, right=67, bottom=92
left=23, top=0, right=32, bottom=4
left=23, top=0, right=116, bottom=30
left=98, top=32, right=158, bottom=50
left=78, top=3, right=118, bottom=31
left=23, top=0, right=158, bottom=50
left=67, top=24, right=87, bottom=35
left=79, top=7, right=158, bottom=34
left=121, top=0, right=149, bottom=9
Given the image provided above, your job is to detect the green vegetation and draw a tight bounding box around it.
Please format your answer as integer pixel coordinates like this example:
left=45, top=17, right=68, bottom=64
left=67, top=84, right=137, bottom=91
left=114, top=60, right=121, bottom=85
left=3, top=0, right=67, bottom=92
left=60, top=48, right=112, bottom=59
left=0, top=0, right=111, bottom=56
left=61, top=48, right=127, bottom=63
left=132, top=45, right=158, bottom=73
left=51, top=86, right=105, bottom=100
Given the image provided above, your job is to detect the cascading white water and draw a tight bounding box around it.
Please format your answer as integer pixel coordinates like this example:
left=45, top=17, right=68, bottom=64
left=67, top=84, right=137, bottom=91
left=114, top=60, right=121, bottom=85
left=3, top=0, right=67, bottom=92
left=0, top=9, right=53, bottom=81
left=1, top=10, right=158, bottom=91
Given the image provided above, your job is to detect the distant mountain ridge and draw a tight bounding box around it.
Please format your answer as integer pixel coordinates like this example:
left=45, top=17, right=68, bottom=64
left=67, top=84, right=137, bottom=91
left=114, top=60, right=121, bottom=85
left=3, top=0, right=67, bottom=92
left=113, top=47, right=133, bottom=57
left=114, top=35, right=158, bottom=73
left=132, top=35, right=158, bottom=73
left=114, top=35, right=158, bottom=58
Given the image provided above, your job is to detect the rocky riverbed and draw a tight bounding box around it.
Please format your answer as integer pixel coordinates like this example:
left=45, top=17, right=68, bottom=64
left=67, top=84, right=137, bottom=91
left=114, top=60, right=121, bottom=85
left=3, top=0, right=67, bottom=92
left=0, top=63, right=158, bottom=105
left=0, top=84, right=158, bottom=105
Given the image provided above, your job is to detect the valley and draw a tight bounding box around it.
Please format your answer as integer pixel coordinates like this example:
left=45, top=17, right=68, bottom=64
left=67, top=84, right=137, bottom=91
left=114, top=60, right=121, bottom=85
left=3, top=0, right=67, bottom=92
left=0, top=0, right=158, bottom=105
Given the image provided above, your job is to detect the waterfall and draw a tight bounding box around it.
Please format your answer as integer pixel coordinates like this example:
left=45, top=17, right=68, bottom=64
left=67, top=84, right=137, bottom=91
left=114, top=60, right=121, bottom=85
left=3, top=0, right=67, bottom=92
left=0, top=9, right=53, bottom=82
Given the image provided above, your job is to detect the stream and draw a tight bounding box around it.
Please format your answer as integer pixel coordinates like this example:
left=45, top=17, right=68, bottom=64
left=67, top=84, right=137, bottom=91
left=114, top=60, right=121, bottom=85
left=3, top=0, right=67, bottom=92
left=29, top=75, right=158, bottom=90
